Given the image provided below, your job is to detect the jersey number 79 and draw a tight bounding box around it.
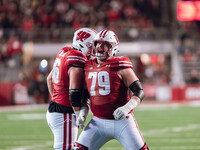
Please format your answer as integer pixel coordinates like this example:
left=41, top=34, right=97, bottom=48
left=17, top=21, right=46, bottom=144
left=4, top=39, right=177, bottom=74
left=88, top=71, right=111, bottom=96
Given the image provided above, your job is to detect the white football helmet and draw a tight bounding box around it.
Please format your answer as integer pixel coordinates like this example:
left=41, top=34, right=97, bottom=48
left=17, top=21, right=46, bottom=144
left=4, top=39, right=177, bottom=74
left=94, top=30, right=119, bottom=60
left=73, top=28, right=97, bottom=57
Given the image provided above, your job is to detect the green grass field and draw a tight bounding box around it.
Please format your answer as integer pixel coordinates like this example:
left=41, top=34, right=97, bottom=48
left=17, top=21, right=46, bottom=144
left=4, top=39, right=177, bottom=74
left=0, top=104, right=200, bottom=150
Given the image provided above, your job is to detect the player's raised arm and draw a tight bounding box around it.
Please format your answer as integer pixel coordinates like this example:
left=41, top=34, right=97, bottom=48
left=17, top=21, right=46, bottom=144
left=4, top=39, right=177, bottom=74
left=75, top=29, right=149, bottom=150
left=113, top=68, right=145, bottom=120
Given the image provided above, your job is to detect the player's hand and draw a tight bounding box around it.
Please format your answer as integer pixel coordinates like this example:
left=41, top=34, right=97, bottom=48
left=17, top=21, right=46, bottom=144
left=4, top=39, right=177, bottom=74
left=113, top=106, right=128, bottom=120
left=113, top=98, right=138, bottom=120
left=74, top=111, right=80, bottom=120
left=76, top=115, right=86, bottom=129
left=76, top=106, right=89, bottom=129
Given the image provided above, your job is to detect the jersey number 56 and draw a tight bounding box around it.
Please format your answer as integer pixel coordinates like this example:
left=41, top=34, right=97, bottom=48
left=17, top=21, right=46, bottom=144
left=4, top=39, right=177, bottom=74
left=52, top=58, right=61, bottom=83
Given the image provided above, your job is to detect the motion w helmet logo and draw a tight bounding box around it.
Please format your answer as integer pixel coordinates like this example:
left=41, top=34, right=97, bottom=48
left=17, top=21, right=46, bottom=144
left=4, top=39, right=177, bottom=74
left=76, top=31, right=91, bottom=42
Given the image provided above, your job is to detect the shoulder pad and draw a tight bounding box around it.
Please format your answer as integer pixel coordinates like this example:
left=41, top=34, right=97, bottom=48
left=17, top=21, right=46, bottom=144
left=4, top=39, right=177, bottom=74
left=61, top=46, right=73, bottom=52
left=111, top=56, right=133, bottom=69
left=57, top=46, right=73, bottom=57
left=67, top=50, right=87, bottom=68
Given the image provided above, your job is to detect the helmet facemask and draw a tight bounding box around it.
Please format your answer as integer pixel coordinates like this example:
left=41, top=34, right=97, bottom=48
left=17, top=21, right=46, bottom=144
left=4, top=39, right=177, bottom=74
left=95, top=41, right=113, bottom=61
left=93, top=30, right=119, bottom=61
left=85, top=42, right=94, bottom=58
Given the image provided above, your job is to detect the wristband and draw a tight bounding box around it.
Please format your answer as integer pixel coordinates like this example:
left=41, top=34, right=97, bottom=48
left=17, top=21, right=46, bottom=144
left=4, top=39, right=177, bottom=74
left=124, top=98, right=138, bottom=111
left=79, top=106, right=89, bottom=117
left=74, top=111, right=80, bottom=118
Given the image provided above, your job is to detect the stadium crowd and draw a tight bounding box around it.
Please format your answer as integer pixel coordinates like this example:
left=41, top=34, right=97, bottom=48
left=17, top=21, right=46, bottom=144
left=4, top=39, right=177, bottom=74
left=0, top=0, right=200, bottom=104
left=0, top=0, right=161, bottom=42
left=0, top=0, right=200, bottom=42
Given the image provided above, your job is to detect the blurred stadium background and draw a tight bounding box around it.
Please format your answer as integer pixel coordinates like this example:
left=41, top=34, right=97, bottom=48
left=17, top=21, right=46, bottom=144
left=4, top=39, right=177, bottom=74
left=0, top=0, right=200, bottom=149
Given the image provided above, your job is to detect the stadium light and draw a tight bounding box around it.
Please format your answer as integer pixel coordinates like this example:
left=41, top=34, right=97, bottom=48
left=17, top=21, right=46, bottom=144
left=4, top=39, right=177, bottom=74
left=39, top=59, right=48, bottom=72
left=177, top=1, right=200, bottom=21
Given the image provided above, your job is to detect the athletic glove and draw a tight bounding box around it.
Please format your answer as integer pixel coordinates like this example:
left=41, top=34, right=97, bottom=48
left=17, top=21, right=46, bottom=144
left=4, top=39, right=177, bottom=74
left=76, top=106, right=89, bottom=129
left=74, top=111, right=80, bottom=119
left=113, top=98, right=138, bottom=120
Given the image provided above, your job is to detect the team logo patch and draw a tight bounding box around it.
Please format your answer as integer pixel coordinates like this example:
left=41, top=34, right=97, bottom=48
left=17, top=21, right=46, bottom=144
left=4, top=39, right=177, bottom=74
left=76, top=31, right=91, bottom=42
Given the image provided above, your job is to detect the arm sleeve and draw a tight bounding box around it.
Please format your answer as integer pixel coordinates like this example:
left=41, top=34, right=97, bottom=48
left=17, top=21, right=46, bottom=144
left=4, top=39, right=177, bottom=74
left=129, top=80, right=145, bottom=101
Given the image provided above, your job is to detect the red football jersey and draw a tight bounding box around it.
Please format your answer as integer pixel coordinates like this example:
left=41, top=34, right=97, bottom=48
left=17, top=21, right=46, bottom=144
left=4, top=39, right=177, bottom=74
left=84, top=56, right=133, bottom=119
left=52, top=46, right=87, bottom=107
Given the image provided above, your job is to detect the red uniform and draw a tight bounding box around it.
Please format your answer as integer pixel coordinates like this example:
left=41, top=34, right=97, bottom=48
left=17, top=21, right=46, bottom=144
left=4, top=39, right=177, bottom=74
left=75, top=30, right=148, bottom=150
left=46, top=46, right=87, bottom=150
left=84, top=56, right=133, bottom=119
left=76, top=56, right=148, bottom=150
left=47, top=27, right=97, bottom=150
left=52, top=46, right=87, bottom=107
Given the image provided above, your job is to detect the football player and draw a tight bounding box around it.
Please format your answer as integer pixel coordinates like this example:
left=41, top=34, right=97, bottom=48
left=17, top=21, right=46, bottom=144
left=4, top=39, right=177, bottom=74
left=46, top=28, right=97, bottom=150
left=74, top=30, right=149, bottom=150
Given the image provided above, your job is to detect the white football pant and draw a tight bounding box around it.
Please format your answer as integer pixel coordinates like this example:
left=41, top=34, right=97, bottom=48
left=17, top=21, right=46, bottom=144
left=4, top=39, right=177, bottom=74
left=77, top=113, right=145, bottom=150
left=46, top=110, right=78, bottom=150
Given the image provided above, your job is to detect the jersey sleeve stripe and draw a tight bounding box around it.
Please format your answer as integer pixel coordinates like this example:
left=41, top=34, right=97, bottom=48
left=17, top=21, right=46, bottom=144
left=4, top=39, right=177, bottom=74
left=119, top=64, right=133, bottom=67
left=119, top=61, right=132, bottom=64
left=67, top=59, right=86, bottom=63
left=67, top=56, right=87, bottom=61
